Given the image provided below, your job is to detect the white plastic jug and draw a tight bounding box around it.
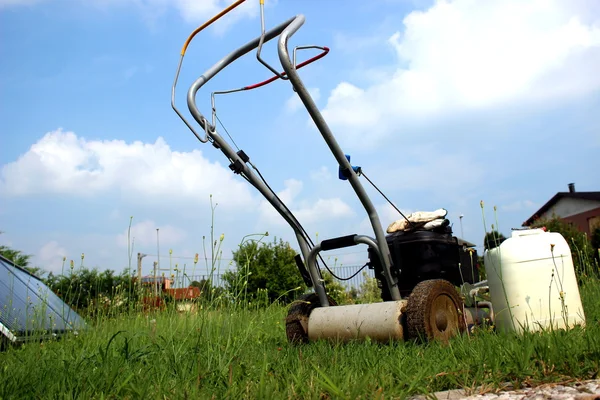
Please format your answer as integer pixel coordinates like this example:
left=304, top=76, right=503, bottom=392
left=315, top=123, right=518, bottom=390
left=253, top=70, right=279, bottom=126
left=484, top=229, right=586, bottom=333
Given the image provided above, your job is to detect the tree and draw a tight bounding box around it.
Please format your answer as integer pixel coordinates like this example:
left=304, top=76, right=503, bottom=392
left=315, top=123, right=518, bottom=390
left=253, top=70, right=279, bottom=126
left=531, top=216, right=597, bottom=277
left=0, top=241, right=45, bottom=278
left=0, top=245, right=31, bottom=267
left=45, top=267, right=139, bottom=313
left=483, top=230, right=506, bottom=251
left=224, top=238, right=306, bottom=304
left=189, top=279, right=225, bottom=302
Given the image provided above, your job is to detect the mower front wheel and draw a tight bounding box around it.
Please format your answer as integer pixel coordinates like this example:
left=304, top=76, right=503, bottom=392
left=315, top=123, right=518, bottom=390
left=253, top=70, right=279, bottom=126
left=406, top=279, right=466, bottom=342
left=285, top=293, right=337, bottom=344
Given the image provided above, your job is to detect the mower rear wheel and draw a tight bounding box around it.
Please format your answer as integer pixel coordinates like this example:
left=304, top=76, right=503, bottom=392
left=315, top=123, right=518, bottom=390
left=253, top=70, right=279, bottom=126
left=285, top=293, right=337, bottom=344
left=406, top=279, right=466, bottom=342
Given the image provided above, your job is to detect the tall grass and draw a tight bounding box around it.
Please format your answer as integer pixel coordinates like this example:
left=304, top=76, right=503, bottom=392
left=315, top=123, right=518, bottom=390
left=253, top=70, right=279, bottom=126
left=2, top=206, right=599, bottom=399
left=1, top=274, right=598, bottom=399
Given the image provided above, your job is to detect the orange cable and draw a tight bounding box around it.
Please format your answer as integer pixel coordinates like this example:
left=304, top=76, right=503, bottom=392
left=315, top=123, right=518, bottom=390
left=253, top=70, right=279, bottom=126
left=180, top=0, right=247, bottom=56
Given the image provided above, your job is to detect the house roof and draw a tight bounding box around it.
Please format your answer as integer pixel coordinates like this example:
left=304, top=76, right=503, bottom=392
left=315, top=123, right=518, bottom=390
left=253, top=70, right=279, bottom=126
left=522, top=191, right=600, bottom=227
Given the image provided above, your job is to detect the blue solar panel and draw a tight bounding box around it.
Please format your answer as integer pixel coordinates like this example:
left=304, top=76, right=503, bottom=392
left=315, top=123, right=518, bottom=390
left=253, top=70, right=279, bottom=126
left=0, top=254, right=86, bottom=342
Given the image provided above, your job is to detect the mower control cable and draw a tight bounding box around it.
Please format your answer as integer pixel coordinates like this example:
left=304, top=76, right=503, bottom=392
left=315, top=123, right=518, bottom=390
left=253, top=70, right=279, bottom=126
left=215, top=113, right=241, bottom=152
left=360, top=171, right=414, bottom=228
left=327, top=261, right=370, bottom=281
left=215, top=112, right=333, bottom=282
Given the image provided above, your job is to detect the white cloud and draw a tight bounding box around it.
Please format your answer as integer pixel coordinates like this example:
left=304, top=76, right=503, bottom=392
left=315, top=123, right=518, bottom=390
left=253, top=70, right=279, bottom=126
left=258, top=178, right=354, bottom=227
left=37, top=240, right=68, bottom=273
left=294, top=198, right=354, bottom=224
left=285, top=87, right=321, bottom=113
left=0, top=129, right=255, bottom=210
left=309, top=166, right=332, bottom=182
left=116, top=220, right=186, bottom=248
left=321, top=0, right=600, bottom=145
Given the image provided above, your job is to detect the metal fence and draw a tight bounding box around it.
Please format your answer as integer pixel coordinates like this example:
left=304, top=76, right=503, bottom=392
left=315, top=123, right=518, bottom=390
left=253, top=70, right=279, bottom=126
left=171, top=265, right=375, bottom=290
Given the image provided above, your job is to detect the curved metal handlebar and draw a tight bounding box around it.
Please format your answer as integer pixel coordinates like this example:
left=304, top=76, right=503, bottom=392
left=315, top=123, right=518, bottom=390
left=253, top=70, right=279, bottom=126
left=181, top=13, right=335, bottom=308
left=209, top=45, right=328, bottom=129
left=186, top=16, right=300, bottom=135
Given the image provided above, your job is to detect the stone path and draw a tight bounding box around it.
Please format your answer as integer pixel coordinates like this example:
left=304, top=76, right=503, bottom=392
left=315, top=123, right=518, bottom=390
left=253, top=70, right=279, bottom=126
left=411, top=379, right=600, bottom=400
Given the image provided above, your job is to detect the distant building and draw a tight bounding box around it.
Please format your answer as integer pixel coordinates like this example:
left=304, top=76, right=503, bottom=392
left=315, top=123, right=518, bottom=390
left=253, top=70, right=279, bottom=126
left=140, top=275, right=172, bottom=290
left=522, top=183, right=600, bottom=238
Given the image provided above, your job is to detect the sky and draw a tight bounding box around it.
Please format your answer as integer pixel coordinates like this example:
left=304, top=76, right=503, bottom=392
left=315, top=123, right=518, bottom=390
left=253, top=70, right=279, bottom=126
left=1, top=0, right=599, bottom=279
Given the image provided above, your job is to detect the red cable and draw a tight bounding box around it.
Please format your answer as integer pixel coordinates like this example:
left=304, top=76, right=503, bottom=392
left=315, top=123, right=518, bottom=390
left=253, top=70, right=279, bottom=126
left=243, top=47, right=329, bottom=91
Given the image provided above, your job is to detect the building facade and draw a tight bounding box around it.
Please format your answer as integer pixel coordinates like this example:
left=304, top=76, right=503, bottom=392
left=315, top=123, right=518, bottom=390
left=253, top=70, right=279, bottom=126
left=523, top=183, right=600, bottom=238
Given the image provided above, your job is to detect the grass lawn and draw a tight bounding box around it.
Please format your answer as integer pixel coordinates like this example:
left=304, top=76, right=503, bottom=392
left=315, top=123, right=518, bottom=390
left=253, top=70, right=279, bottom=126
left=1, top=277, right=599, bottom=399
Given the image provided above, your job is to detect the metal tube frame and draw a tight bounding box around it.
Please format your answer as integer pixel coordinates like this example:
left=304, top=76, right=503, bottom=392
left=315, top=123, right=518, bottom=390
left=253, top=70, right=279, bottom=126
left=307, top=235, right=383, bottom=281
left=185, top=16, right=331, bottom=307
left=277, top=16, right=401, bottom=301
left=181, top=10, right=402, bottom=307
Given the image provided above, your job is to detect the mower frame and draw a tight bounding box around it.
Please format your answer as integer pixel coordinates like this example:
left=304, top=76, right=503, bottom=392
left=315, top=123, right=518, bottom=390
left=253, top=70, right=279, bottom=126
left=179, top=11, right=402, bottom=307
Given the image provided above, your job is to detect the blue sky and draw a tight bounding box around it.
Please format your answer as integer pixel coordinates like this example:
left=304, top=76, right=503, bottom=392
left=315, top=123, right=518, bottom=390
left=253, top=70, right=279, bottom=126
left=1, top=0, right=599, bottom=277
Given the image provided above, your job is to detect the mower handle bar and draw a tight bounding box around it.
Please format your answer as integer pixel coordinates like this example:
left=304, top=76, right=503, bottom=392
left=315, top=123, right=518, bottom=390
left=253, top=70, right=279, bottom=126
left=184, top=14, right=336, bottom=309
left=320, top=234, right=360, bottom=252
left=277, top=16, right=402, bottom=302
left=186, top=16, right=298, bottom=135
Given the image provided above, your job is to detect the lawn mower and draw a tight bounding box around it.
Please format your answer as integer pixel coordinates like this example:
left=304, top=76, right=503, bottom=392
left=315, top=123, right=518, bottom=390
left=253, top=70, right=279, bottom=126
left=171, top=0, right=586, bottom=344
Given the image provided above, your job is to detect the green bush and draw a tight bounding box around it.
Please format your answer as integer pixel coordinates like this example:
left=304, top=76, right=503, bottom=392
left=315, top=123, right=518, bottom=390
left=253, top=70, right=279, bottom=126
left=592, top=227, right=600, bottom=263
left=357, top=271, right=382, bottom=303
left=0, top=241, right=45, bottom=278
left=44, top=267, right=139, bottom=315
left=531, top=216, right=598, bottom=278
left=223, top=237, right=306, bottom=304
left=320, top=270, right=355, bottom=305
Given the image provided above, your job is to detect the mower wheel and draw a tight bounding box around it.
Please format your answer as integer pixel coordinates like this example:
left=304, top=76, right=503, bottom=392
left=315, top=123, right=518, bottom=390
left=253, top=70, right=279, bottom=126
left=285, top=293, right=337, bottom=344
left=406, top=279, right=466, bottom=342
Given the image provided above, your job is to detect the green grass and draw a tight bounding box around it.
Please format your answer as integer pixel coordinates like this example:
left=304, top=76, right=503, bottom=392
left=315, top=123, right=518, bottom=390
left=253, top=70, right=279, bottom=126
left=1, top=278, right=599, bottom=400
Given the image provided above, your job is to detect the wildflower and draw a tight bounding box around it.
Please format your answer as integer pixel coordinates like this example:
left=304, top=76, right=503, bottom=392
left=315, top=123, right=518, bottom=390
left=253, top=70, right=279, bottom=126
left=220, top=233, right=225, bottom=242
left=70, top=260, right=74, bottom=269
left=194, top=253, right=199, bottom=264
left=62, top=256, right=66, bottom=262
left=480, top=200, right=484, bottom=208
left=169, top=249, right=173, bottom=255
left=81, top=253, right=85, bottom=260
